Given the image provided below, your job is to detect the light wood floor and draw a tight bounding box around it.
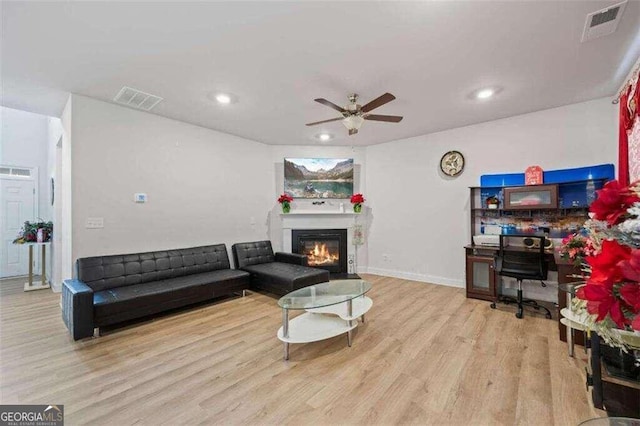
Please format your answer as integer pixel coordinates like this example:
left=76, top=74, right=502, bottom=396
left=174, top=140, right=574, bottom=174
left=0, top=274, right=602, bottom=425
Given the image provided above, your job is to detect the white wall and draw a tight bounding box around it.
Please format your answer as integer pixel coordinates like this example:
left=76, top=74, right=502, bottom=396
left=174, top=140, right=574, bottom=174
left=0, top=106, right=50, bottom=220
left=69, top=95, right=272, bottom=266
left=47, top=116, right=63, bottom=289
left=365, top=97, right=617, bottom=292
left=59, top=97, right=73, bottom=286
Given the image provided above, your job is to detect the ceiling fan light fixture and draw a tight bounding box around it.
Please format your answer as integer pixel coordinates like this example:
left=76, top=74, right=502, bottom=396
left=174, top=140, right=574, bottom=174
left=342, top=115, right=364, bottom=131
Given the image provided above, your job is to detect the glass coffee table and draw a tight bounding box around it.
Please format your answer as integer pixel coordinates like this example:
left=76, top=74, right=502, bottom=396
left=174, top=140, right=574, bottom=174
left=277, top=279, right=373, bottom=360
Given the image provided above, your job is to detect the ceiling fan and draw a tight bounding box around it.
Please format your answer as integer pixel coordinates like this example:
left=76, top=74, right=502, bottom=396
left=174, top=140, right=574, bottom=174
left=306, top=93, right=403, bottom=136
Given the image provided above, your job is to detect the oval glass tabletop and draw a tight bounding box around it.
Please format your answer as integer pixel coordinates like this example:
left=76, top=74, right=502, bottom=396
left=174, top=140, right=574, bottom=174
left=278, top=279, right=372, bottom=310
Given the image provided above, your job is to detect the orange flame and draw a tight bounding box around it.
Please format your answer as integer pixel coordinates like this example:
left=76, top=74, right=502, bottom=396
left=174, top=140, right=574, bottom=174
left=306, top=243, right=339, bottom=266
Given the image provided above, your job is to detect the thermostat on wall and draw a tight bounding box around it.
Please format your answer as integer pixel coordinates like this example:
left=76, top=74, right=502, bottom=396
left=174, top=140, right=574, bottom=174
left=134, top=193, right=147, bottom=203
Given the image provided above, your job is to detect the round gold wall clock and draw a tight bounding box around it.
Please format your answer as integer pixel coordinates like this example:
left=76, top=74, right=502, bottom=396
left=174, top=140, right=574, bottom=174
left=440, top=150, right=465, bottom=177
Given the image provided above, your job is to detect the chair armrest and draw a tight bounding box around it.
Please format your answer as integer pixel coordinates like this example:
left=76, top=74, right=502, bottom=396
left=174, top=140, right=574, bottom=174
left=61, top=279, right=95, bottom=341
left=275, top=252, right=308, bottom=266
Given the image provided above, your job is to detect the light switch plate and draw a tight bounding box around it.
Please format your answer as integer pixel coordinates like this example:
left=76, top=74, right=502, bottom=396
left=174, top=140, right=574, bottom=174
left=86, top=217, right=104, bottom=229
left=134, top=193, right=147, bottom=203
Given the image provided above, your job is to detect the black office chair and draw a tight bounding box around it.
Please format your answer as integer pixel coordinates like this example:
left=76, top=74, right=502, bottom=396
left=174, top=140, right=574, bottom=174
left=490, top=234, right=552, bottom=319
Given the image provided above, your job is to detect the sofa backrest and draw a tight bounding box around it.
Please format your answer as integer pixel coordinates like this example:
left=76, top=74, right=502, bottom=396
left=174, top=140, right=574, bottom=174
left=232, top=241, right=275, bottom=269
left=76, top=244, right=231, bottom=292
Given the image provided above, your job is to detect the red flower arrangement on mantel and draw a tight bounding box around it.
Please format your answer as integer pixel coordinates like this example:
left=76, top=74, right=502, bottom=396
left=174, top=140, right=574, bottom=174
left=278, top=193, right=293, bottom=214
left=350, top=193, right=365, bottom=213
left=571, top=180, right=640, bottom=349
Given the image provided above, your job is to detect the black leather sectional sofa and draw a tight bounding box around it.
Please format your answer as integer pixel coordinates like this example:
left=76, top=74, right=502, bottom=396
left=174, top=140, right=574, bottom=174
left=62, top=244, right=250, bottom=340
left=232, top=240, right=329, bottom=296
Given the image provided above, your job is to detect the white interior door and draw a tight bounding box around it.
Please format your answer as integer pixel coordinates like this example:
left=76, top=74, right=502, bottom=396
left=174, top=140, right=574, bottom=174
left=0, top=177, right=36, bottom=277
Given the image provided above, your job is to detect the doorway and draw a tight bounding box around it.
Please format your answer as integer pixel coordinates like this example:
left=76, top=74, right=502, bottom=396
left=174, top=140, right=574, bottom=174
left=0, top=166, right=37, bottom=278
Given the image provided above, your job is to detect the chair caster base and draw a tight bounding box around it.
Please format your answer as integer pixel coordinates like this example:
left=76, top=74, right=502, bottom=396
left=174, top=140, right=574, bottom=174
left=545, top=313, right=552, bottom=319
left=515, top=310, right=523, bottom=319
left=490, top=302, right=496, bottom=309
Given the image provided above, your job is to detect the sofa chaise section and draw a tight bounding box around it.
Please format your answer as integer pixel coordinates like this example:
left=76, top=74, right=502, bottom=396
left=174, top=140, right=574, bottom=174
left=232, top=240, right=329, bottom=296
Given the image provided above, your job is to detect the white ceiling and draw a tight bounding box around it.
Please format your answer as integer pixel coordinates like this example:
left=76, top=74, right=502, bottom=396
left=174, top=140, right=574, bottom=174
left=2, top=1, right=639, bottom=146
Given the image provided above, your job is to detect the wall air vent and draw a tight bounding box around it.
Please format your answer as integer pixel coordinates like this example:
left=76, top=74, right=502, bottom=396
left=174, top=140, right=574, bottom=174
left=0, top=166, right=32, bottom=178
left=113, top=86, right=163, bottom=111
left=581, top=1, right=627, bottom=43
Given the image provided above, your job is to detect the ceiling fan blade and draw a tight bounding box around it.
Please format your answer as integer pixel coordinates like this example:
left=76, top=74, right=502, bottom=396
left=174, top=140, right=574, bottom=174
left=364, top=114, right=403, bottom=123
left=361, top=93, right=396, bottom=113
left=305, top=117, right=343, bottom=126
left=314, top=98, right=346, bottom=113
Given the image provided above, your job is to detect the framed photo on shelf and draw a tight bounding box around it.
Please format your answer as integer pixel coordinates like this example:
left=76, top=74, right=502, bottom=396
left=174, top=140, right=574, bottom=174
left=503, top=184, right=558, bottom=210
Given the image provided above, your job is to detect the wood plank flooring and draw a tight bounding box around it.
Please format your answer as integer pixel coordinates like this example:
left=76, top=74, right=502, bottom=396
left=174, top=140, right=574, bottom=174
left=0, top=274, right=603, bottom=425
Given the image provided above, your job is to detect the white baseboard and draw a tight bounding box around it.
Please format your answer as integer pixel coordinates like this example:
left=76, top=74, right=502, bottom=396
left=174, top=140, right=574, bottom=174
left=50, top=281, right=62, bottom=293
left=362, top=267, right=464, bottom=288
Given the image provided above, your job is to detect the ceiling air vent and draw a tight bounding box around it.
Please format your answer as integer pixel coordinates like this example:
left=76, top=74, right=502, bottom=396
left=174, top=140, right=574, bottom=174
left=114, top=86, right=163, bottom=111
left=581, top=1, right=627, bottom=43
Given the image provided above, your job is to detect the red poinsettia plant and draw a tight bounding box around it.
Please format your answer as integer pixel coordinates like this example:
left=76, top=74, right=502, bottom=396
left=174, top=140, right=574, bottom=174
left=350, top=193, right=365, bottom=213
left=277, top=194, right=293, bottom=204
left=350, top=193, right=365, bottom=204
left=573, top=180, right=640, bottom=347
left=278, top=193, right=293, bottom=213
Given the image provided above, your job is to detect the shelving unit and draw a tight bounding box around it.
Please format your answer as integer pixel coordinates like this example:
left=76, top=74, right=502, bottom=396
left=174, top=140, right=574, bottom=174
left=465, top=178, right=607, bottom=301
left=468, top=178, right=608, bottom=243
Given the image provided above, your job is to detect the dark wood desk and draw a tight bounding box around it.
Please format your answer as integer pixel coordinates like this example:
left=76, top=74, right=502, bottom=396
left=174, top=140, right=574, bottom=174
left=464, top=244, right=558, bottom=301
left=465, top=245, right=587, bottom=346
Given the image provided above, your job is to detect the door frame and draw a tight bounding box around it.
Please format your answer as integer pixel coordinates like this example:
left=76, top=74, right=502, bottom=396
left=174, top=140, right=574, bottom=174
left=0, top=165, right=40, bottom=277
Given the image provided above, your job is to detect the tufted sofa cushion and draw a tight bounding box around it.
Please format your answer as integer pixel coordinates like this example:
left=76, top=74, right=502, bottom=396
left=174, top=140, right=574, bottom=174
left=77, top=244, right=231, bottom=292
left=232, top=240, right=276, bottom=269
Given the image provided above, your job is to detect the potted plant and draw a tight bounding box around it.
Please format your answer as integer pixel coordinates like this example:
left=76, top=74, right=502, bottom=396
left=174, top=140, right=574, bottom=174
left=278, top=193, right=293, bottom=213
left=351, top=193, right=365, bottom=213
left=486, top=195, right=500, bottom=209
left=558, top=231, right=595, bottom=267
left=13, top=220, right=53, bottom=244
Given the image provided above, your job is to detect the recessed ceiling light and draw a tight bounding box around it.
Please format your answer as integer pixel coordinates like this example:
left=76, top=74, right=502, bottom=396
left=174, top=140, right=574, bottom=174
left=315, top=133, right=333, bottom=142
left=208, top=91, right=239, bottom=105
left=469, top=87, right=503, bottom=101
left=215, top=93, right=232, bottom=104
left=476, top=89, right=494, bottom=99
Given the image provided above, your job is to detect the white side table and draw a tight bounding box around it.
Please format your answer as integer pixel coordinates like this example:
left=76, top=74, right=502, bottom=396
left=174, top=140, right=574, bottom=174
left=21, top=242, right=51, bottom=291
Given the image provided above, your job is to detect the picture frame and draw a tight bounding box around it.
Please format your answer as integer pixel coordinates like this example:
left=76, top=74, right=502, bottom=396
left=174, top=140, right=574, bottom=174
left=503, top=184, right=558, bottom=210
left=284, top=158, right=354, bottom=199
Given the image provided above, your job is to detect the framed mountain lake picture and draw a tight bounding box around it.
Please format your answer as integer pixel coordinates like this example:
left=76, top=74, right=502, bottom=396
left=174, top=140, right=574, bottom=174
left=284, top=158, right=354, bottom=199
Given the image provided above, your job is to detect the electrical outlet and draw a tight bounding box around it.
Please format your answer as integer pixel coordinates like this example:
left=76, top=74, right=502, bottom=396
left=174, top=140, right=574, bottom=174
left=86, top=217, right=104, bottom=229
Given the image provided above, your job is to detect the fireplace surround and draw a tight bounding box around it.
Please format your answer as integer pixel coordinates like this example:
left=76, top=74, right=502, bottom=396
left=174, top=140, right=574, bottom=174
left=277, top=209, right=364, bottom=277
left=292, top=229, right=348, bottom=274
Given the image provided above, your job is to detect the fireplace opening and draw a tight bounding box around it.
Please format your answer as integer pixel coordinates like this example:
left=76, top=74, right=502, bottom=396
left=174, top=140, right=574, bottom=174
left=292, top=229, right=348, bottom=275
